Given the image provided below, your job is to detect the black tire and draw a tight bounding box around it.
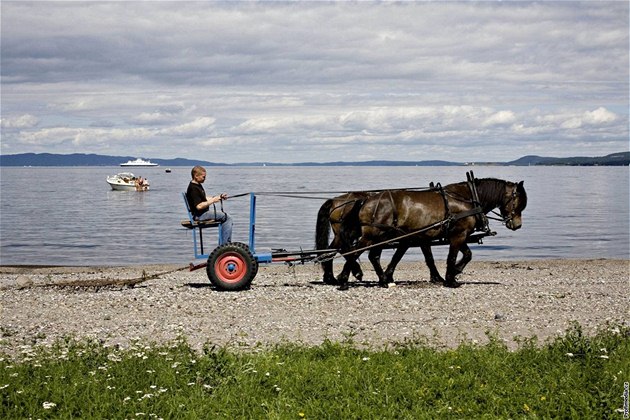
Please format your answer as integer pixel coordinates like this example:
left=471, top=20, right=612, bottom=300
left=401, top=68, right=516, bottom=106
left=207, top=242, right=258, bottom=291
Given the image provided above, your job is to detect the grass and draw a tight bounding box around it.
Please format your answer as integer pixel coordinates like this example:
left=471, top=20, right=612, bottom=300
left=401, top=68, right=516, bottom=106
left=1, top=323, right=628, bottom=419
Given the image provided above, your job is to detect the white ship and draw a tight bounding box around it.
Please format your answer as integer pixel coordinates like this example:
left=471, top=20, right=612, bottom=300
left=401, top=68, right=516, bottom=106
left=120, top=158, right=159, bottom=167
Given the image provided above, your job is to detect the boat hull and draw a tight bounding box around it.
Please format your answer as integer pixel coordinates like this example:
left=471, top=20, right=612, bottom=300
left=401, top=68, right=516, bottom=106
left=107, top=181, right=141, bottom=191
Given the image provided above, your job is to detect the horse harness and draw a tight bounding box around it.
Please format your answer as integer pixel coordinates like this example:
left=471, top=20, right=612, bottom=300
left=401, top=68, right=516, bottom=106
left=363, top=180, right=491, bottom=239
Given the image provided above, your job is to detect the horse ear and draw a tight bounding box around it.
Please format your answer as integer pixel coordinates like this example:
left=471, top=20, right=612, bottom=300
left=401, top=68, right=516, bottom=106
left=518, top=181, right=524, bottom=187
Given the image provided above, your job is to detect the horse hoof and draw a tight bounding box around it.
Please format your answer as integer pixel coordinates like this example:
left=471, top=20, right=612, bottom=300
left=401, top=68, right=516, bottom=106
left=323, top=277, right=338, bottom=285
left=430, top=277, right=445, bottom=284
left=338, top=283, right=349, bottom=291
left=444, top=281, right=461, bottom=288
left=353, top=273, right=363, bottom=281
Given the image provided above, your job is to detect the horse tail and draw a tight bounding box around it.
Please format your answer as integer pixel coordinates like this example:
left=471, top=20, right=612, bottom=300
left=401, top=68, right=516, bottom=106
left=315, top=199, right=334, bottom=250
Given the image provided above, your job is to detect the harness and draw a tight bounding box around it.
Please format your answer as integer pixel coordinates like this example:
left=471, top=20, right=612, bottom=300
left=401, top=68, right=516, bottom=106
left=364, top=177, right=489, bottom=238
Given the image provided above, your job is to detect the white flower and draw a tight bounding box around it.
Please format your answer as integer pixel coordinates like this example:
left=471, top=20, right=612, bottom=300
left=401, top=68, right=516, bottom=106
left=43, top=402, right=57, bottom=409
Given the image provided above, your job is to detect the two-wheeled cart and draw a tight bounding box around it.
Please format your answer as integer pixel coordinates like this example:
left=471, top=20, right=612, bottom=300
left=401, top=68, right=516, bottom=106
left=181, top=192, right=337, bottom=291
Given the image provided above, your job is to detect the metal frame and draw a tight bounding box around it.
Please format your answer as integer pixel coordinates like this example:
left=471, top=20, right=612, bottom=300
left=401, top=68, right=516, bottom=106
left=181, top=192, right=223, bottom=259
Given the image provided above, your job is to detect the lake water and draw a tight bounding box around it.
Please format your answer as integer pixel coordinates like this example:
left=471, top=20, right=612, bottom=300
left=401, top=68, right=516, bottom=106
left=0, top=165, right=628, bottom=266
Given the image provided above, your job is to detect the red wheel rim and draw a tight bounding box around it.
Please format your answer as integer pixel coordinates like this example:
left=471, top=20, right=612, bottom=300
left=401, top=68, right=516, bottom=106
left=214, top=252, right=247, bottom=283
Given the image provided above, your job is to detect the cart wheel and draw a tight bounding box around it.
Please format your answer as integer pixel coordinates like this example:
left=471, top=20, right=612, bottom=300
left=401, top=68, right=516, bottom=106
left=207, top=242, right=258, bottom=291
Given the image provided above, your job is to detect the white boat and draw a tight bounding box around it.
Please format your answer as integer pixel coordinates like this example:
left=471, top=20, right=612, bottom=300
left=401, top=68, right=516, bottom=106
left=106, top=172, right=150, bottom=191
left=120, top=158, right=159, bottom=167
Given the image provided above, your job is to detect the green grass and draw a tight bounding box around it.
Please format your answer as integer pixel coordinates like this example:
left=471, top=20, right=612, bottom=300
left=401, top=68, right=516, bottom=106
left=1, top=323, right=628, bottom=419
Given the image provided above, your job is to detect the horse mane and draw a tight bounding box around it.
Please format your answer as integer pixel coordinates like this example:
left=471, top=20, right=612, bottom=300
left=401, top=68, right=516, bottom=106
left=474, top=178, right=509, bottom=210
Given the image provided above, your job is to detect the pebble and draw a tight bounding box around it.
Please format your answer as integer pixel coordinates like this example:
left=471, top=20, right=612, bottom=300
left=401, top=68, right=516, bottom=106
left=0, top=259, right=627, bottom=354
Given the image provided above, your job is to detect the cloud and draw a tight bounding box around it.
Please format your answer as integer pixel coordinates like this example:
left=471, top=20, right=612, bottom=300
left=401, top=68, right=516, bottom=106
left=0, top=2, right=628, bottom=162
left=1, top=114, right=39, bottom=129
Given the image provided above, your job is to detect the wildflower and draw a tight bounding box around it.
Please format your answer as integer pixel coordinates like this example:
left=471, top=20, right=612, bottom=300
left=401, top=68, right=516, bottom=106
left=523, top=404, right=530, bottom=412
left=43, top=402, right=57, bottom=409
left=0, top=385, right=8, bottom=390
left=298, top=413, right=305, bottom=418
left=600, top=355, right=609, bottom=359
left=362, top=357, right=370, bottom=361
left=565, top=353, right=574, bottom=357
left=540, top=396, right=546, bottom=401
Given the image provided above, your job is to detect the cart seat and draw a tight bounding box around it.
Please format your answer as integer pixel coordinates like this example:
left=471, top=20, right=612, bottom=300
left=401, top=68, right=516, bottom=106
left=181, top=192, right=222, bottom=229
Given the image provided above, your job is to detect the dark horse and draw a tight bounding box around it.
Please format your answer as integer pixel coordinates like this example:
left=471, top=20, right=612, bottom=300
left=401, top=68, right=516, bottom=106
left=315, top=192, right=370, bottom=285
left=335, top=178, right=527, bottom=290
left=315, top=191, right=445, bottom=286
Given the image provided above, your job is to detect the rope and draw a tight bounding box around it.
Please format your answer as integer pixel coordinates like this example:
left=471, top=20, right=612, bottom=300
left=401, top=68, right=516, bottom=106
left=18, top=265, right=191, bottom=289
left=227, top=186, right=436, bottom=200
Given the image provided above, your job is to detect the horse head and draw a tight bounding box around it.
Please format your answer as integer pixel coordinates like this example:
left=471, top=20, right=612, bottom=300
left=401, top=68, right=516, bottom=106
left=501, top=181, right=527, bottom=230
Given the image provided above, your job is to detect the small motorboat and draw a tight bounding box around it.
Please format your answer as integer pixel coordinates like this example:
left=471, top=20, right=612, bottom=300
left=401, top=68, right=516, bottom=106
left=106, top=172, right=150, bottom=191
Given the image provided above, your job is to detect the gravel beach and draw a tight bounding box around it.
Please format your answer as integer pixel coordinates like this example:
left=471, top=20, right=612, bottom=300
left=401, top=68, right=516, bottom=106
left=1, top=259, right=627, bottom=353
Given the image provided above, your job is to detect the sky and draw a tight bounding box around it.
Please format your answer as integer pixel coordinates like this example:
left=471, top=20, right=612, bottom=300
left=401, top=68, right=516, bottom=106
left=1, top=1, right=628, bottom=164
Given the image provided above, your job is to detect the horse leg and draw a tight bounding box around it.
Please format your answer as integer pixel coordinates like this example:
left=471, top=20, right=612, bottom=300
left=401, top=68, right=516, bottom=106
left=350, top=260, right=364, bottom=281
left=453, top=242, right=472, bottom=275
left=420, top=243, right=445, bottom=283
left=321, top=237, right=339, bottom=285
left=444, top=237, right=465, bottom=288
left=368, top=248, right=387, bottom=287
left=321, top=258, right=337, bottom=285
left=337, top=251, right=363, bottom=291
left=383, top=244, right=410, bottom=285
left=322, top=237, right=363, bottom=285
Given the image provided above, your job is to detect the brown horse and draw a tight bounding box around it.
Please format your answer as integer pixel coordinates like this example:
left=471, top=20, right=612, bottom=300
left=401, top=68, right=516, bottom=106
left=315, top=191, right=444, bottom=286
left=336, top=178, right=527, bottom=290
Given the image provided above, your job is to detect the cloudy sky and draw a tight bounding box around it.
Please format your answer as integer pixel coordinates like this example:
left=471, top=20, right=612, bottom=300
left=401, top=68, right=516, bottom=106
left=1, top=1, right=628, bottom=163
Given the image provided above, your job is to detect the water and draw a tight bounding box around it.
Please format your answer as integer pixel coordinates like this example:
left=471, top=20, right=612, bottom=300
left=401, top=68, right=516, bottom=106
left=1, top=165, right=628, bottom=266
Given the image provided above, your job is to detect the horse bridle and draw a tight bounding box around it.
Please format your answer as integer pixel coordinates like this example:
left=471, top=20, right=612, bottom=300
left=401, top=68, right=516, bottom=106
left=488, top=183, right=520, bottom=225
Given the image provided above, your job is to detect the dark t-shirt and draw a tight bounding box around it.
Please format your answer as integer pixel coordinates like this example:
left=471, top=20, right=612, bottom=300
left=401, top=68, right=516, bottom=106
left=186, top=182, right=207, bottom=218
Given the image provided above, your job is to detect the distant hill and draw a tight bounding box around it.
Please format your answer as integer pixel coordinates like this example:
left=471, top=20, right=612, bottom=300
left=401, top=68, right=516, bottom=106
left=505, top=152, right=629, bottom=166
left=0, top=151, right=628, bottom=167
left=0, top=153, right=225, bottom=167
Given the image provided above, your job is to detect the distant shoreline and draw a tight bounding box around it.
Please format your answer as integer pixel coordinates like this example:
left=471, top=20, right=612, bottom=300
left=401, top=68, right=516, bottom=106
left=1, top=151, right=628, bottom=167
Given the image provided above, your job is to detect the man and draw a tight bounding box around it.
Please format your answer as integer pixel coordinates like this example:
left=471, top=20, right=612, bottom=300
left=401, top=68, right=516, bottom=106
left=186, top=165, right=233, bottom=244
